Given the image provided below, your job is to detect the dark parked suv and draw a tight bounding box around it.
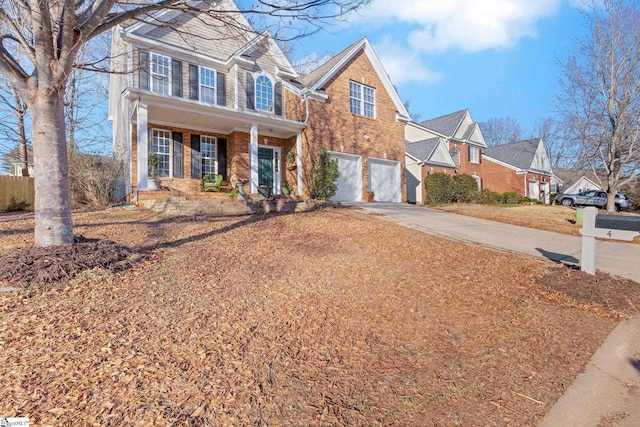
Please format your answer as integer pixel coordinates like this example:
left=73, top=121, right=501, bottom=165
left=556, top=190, right=631, bottom=211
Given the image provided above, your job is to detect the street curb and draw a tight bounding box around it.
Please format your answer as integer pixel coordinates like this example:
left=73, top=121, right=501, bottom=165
left=538, top=315, right=640, bottom=426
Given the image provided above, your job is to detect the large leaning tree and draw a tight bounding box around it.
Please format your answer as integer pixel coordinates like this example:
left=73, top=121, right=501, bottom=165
left=557, top=0, right=640, bottom=212
left=0, top=0, right=368, bottom=247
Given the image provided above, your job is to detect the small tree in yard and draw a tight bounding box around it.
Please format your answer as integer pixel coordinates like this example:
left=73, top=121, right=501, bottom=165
left=425, top=172, right=454, bottom=204
left=0, top=0, right=368, bottom=247
left=557, top=0, right=640, bottom=212
left=310, top=147, right=339, bottom=200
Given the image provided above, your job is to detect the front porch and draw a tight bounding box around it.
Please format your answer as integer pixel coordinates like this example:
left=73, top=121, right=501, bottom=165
left=128, top=93, right=306, bottom=201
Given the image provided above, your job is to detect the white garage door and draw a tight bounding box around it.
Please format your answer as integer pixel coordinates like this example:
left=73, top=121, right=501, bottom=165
left=330, top=152, right=362, bottom=202
left=369, top=158, right=401, bottom=202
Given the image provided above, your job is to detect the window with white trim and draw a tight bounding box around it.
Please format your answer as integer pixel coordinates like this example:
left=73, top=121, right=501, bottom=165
left=200, top=67, right=216, bottom=104
left=153, top=129, right=171, bottom=177
left=451, top=147, right=460, bottom=166
left=201, top=135, right=217, bottom=175
left=151, top=53, right=170, bottom=95
left=350, top=81, right=375, bottom=118
left=255, top=75, right=273, bottom=111
left=469, top=146, right=480, bottom=164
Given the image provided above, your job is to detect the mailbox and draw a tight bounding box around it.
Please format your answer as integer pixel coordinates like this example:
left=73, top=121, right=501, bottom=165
left=580, top=207, right=640, bottom=275
left=595, top=214, right=640, bottom=232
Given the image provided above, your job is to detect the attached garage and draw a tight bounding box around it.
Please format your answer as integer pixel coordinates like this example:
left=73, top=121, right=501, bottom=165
left=330, top=152, right=363, bottom=202
left=369, top=157, right=401, bottom=202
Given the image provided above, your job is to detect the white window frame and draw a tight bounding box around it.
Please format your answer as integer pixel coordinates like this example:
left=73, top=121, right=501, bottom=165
left=349, top=81, right=375, bottom=118
left=201, top=135, right=217, bottom=176
left=469, top=146, right=480, bottom=164
left=152, top=129, right=172, bottom=177
left=150, top=53, right=170, bottom=95
left=451, top=147, right=460, bottom=166
left=200, top=66, right=216, bottom=104
left=255, top=74, right=273, bottom=112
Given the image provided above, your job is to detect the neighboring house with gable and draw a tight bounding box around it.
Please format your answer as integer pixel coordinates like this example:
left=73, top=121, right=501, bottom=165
left=562, top=176, right=601, bottom=194
left=108, top=0, right=409, bottom=203
left=405, top=109, right=486, bottom=204
left=483, top=138, right=555, bottom=204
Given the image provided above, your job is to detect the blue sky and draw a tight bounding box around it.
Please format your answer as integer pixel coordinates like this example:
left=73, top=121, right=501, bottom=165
left=289, top=0, right=592, bottom=134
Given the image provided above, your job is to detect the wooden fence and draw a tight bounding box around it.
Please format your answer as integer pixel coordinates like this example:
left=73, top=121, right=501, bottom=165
left=0, top=176, right=35, bottom=211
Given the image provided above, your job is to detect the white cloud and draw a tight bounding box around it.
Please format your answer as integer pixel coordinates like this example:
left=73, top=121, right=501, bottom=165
left=374, top=36, right=444, bottom=84
left=355, top=0, right=561, bottom=53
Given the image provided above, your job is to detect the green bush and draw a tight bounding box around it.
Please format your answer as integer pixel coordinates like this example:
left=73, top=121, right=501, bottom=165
left=6, top=196, right=30, bottom=212
left=310, top=147, right=339, bottom=200
left=550, top=193, right=559, bottom=205
left=477, top=189, right=502, bottom=204
left=424, top=172, right=454, bottom=204
left=502, top=191, right=520, bottom=204
left=453, top=174, right=479, bottom=203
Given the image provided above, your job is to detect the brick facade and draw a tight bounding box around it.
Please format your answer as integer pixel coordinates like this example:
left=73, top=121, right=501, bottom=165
left=302, top=51, right=406, bottom=201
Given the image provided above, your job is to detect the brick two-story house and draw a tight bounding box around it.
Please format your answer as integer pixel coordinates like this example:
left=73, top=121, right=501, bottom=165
left=109, top=0, right=409, bottom=203
left=404, top=110, right=486, bottom=204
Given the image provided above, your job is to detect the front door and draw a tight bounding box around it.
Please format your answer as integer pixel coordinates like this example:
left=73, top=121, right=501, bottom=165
left=258, top=147, right=274, bottom=188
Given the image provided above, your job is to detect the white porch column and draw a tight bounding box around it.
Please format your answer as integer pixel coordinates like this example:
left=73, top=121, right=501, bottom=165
left=249, top=123, right=259, bottom=194
left=296, top=132, right=303, bottom=196
left=137, top=103, right=149, bottom=191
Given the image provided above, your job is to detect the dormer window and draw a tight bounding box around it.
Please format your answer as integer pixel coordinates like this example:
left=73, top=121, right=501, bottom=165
left=255, top=75, right=273, bottom=112
left=151, top=53, right=170, bottom=95
left=350, top=81, right=375, bottom=118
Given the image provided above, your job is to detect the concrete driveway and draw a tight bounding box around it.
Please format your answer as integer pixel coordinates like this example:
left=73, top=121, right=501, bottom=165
left=347, top=202, right=640, bottom=282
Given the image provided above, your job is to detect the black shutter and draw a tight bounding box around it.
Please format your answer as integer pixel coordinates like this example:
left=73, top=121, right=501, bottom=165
left=218, top=138, right=227, bottom=180
left=274, top=81, right=282, bottom=116
left=172, top=59, right=182, bottom=97
left=191, top=134, right=201, bottom=179
left=246, top=72, right=254, bottom=110
left=173, top=132, right=183, bottom=178
left=189, top=64, right=199, bottom=100
left=217, top=72, right=226, bottom=106
left=139, top=49, right=150, bottom=90
left=468, top=145, right=472, bottom=163
left=478, top=148, right=482, bottom=164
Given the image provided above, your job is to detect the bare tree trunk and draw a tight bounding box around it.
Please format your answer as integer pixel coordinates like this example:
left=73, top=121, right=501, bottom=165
left=31, top=89, right=74, bottom=246
left=12, top=90, right=30, bottom=176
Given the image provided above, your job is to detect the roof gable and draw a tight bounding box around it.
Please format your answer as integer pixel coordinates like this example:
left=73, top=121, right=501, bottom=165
left=301, top=38, right=410, bottom=121
left=406, top=138, right=455, bottom=167
left=234, top=31, right=297, bottom=77
left=484, top=138, right=552, bottom=174
left=418, top=110, right=468, bottom=137
left=124, top=0, right=255, bottom=62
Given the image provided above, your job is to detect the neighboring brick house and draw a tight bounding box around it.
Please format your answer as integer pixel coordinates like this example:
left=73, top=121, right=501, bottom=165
left=108, top=0, right=409, bottom=202
left=405, top=110, right=486, bottom=204
left=482, top=138, right=555, bottom=204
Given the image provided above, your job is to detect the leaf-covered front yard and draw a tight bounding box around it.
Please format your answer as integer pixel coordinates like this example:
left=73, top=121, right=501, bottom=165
left=0, top=207, right=636, bottom=425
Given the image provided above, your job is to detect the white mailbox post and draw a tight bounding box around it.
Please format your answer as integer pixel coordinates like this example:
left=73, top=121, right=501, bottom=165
left=580, top=206, right=640, bottom=274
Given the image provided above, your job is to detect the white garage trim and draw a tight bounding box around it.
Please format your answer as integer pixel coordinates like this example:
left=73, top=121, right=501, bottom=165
left=329, top=151, right=363, bottom=202
left=368, top=157, right=401, bottom=202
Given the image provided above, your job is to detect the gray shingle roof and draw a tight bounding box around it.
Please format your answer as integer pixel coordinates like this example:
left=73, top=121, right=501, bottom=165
left=405, top=138, right=441, bottom=162
left=484, top=138, right=540, bottom=170
left=418, top=110, right=468, bottom=137
left=299, top=38, right=365, bottom=88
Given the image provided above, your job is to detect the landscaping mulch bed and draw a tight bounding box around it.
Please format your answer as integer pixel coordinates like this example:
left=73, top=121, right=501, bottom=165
left=0, top=207, right=637, bottom=426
